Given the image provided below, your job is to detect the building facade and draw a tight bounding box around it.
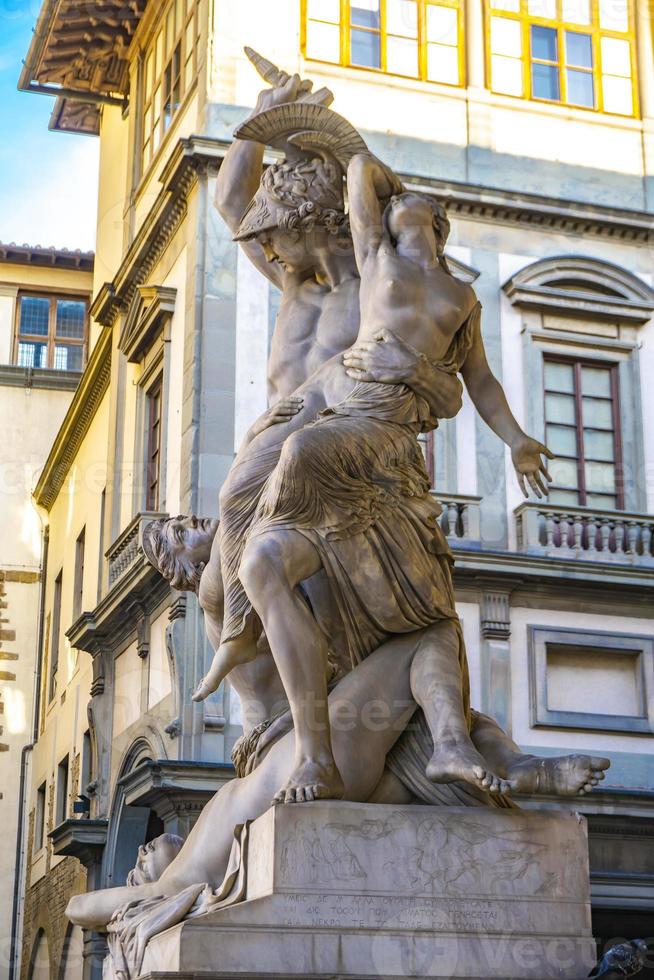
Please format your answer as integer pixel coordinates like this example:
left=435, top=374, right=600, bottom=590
left=12, top=0, right=654, bottom=978
left=0, top=244, right=93, bottom=978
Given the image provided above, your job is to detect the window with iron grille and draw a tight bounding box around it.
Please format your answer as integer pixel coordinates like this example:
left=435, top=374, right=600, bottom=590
left=14, top=293, right=88, bottom=371
left=544, top=357, right=623, bottom=509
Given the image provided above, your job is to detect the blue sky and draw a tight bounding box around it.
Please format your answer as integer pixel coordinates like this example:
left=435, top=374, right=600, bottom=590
left=0, top=2, right=99, bottom=250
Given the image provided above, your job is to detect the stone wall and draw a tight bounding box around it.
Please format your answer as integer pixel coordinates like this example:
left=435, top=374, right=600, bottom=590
left=20, top=857, right=86, bottom=980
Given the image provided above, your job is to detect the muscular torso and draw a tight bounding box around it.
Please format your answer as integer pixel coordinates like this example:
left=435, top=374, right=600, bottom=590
left=359, top=245, right=474, bottom=361
left=267, top=275, right=361, bottom=399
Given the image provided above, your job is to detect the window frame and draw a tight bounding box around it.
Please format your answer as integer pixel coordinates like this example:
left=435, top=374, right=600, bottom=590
left=301, top=0, right=465, bottom=88
left=484, top=0, right=639, bottom=118
left=56, top=754, right=70, bottom=827
left=73, top=526, right=86, bottom=622
left=49, top=569, right=63, bottom=703
left=528, top=625, right=654, bottom=734
left=81, top=729, right=93, bottom=797
left=543, top=353, right=624, bottom=510
left=139, top=0, right=203, bottom=178
left=13, top=291, right=89, bottom=372
left=145, top=376, right=164, bottom=512
left=35, top=782, right=47, bottom=852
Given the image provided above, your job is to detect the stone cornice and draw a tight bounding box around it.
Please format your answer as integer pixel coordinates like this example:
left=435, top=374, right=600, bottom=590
left=506, top=285, right=654, bottom=323
left=503, top=254, right=654, bottom=323
left=67, top=556, right=169, bottom=657
left=33, top=327, right=112, bottom=510
left=208, top=135, right=654, bottom=243
left=91, top=135, right=653, bottom=334
left=90, top=139, right=210, bottom=328
left=452, top=546, right=654, bottom=607
left=50, top=818, right=108, bottom=867
left=118, top=759, right=235, bottom=819
left=405, top=176, right=653, bottom=244
left=119, top=285, right=177, bottom=362
left=0, top=241, right=94, bottom=271
left=0, top=365, right=81, bottom=391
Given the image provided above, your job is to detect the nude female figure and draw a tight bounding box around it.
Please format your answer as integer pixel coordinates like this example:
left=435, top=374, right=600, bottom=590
left=66, top=613, right=609, bottom=931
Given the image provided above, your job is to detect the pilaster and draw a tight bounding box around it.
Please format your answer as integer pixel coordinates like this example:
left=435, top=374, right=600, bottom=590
left=480, top=588, right=512, bottom=735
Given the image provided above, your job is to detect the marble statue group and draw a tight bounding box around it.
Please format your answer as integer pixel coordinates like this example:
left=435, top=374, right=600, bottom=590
left=65, top=49, right=611, bottom=979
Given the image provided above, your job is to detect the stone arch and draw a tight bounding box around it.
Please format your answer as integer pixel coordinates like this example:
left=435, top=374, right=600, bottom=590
left=503, top=255, right=654, bottom=324
left=27, top=930, right=51, bottom=980
left=102, top=735, right=164, bottom=888
left=57, top=925, right=84, bottom=980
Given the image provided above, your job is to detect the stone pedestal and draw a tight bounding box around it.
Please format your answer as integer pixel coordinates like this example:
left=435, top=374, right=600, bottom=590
left=140, top=801, right=596, bottom=980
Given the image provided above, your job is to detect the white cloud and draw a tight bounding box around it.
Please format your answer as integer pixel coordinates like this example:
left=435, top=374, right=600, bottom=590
left=0, top=137, right=99, bottom=251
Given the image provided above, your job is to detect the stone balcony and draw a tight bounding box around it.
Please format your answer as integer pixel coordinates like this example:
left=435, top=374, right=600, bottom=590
left=68, top=511, right=169, bottom=659
left=432, top=492, right=482, bottom=548
left=515, top=502, right=654, bottom=566
left=106, top=510, right=167, bottom=586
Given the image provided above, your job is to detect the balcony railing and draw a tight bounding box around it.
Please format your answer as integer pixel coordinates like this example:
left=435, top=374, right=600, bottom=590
left=106, top=511, right=167, bottom=586
left=515, top=502, right=654, bottom=566
left=433, top=493, right=481, bottom=547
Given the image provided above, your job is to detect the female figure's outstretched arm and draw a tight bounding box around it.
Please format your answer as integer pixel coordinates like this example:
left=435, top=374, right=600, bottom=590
left=460, top=305, right=553, bottom=498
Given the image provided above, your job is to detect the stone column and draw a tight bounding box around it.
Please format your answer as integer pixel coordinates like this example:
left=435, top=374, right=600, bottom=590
left=82, top=856, right=108, bottom=980
left=480, top=589, right=512, bottom=735
left=82, top=931, right=108, bottom=980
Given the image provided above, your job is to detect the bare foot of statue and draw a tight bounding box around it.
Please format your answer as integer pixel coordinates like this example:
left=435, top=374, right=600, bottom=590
left=505, top=754, right=610, bottom=796
left=192, top=637, right=258, bottom=702
left=426, top=737, right=513, bottom=794
left=273, top=754, right=345, bottom=804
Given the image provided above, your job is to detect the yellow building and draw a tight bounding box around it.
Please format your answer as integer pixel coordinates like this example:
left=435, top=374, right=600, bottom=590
left=0, top=244, right=93, bottom=978
left=11, top=0, right=654, bottom=978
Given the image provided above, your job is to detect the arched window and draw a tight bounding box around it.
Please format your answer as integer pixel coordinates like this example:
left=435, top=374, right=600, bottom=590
left=59, top=926, right=84, bottom=980
left=302, top=0, right=464, bottom=87
left=28, top=931, right=50, bottom=980
left=504, top=255, right=654, bottom=514
left=486, top=0, right=637, bottom=115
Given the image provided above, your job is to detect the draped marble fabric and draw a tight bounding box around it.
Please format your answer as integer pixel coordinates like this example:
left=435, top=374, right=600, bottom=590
left=219, top=304, right=480, bottom=669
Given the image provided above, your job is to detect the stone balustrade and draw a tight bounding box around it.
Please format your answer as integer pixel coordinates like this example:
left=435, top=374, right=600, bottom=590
left=106, top=511, right=167, bottom=586
left=432, top=492, right=482, bottom=546
left=515, top=502, right=654, bottom=565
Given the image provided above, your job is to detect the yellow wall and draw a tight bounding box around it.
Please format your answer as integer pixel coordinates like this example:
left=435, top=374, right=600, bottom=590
left=0, top=260, right=92, bottom=944
left=92, top=105, right=130, bottom=348
left=44, top=392, right=110, bottom=679
left=26, top=392, right=111, bottom=888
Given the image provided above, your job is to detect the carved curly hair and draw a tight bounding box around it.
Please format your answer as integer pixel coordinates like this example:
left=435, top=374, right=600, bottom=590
left=142, top=517, right=205, bottom=593
left=235, top=156, right=350, bottom=242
